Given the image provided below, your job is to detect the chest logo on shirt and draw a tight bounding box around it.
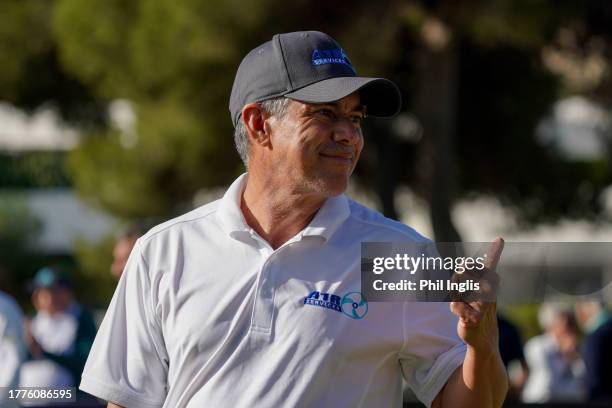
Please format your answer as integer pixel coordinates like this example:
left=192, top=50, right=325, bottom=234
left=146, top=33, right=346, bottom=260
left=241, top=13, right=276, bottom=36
left=303, top=291, right=368, bottom=319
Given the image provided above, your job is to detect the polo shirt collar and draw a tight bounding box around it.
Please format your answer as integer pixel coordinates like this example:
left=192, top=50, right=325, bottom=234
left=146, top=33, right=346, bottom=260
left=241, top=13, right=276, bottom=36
left=218, top=173, right=251, bottom=237
left=217, top=173, right=351, bottom=242
left=301, top=194, right=350, bottom=241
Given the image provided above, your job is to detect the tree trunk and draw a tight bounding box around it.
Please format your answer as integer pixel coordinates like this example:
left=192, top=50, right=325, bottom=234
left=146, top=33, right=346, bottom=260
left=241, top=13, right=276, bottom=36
left=373, top=123, right=399, bottom=220
left=414, top=17, right=462, bottom=242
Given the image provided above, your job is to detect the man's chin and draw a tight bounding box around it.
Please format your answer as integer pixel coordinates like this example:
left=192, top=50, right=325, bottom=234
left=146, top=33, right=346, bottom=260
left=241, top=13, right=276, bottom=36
left=319, top=177, right=350, bottom=197
left=300, top=171, right=351, bottom=197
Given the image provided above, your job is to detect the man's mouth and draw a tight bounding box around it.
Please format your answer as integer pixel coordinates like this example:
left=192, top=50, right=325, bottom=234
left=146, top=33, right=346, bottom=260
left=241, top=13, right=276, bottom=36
left=319, top=152, right=353, bottom=162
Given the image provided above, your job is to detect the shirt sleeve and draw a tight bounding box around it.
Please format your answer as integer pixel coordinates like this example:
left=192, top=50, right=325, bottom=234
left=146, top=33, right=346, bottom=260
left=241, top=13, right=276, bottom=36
left=0, top=308, right=25, bottom=389
left=399, top=301, right=466, bottom=408
left=80, top=240, right=169, bottom=408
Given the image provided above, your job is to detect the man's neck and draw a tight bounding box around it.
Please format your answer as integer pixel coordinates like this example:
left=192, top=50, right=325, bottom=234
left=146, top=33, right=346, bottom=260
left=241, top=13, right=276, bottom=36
left=241, top=175, right=326, bottom=250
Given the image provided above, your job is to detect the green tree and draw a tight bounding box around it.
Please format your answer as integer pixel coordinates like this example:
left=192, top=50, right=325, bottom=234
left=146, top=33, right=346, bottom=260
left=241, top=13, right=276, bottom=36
left=72, top=235, right=117, bottom=307
left=0, top=196, right=42, bottom=297
left=4, top=0, right=612, bottom=238
left=0, top=0, right=104, bottom=123
left=54, top=0, right=285, bottom=218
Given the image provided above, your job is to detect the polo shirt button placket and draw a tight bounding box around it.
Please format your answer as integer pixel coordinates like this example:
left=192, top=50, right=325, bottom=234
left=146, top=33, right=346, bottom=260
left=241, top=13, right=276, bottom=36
left=248, top=232, right=276, bottom=341
left=249, top=236, right=300, bottom=342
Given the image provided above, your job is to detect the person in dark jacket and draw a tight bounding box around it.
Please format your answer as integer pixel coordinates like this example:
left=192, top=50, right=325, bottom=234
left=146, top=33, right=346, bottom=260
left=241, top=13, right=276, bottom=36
left=576, top=298, right=612, bottom=402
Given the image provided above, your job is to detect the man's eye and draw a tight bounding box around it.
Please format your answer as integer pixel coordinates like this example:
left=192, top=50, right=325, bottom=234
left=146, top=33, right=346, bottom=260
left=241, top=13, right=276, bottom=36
left=316, top=109, right=335, bottom=119
left=351, top=115, right=364, bottom=125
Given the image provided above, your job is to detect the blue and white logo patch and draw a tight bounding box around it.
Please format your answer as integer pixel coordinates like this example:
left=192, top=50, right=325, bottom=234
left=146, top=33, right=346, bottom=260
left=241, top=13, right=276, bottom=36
left=311, top=48, right=355, bottom=72
left=303, top=290, right=368, bottom=319
left=341, top=292, right=368, bottom=320
left=304, top=291, right=342, bottom=312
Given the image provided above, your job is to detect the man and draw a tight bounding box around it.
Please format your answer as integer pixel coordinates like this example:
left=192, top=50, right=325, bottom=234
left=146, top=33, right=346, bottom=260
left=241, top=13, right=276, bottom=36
left=0, top=291, right=26, bottom=408
left=521, top=302, right=585, bottom=402
left=21, top=268, right=96, bottom=391
left=575, top=298, right=612, bottom=402
left=80, top=31, right=508, bottom=407
left=111, top=224, right=147, bottom=280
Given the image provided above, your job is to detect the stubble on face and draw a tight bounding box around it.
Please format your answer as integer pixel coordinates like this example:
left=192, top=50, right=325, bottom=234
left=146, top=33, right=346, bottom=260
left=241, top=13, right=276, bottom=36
left=265, top=93, right=365, bottom=198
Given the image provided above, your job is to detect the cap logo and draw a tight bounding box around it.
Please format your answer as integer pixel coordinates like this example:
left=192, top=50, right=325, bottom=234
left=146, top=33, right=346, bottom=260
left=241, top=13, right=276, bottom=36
left=311, top=48, right=355, bottom=72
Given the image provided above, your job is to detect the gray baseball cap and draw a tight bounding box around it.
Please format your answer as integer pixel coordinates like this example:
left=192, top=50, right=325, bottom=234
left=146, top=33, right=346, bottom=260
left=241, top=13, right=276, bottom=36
left=229, top=31, right=402, bottom=126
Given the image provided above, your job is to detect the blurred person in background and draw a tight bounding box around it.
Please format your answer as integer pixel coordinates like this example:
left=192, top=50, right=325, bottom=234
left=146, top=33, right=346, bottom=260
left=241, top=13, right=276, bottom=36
left=575, top=297, right=612, bottom=402
left=0, top=291, right=26, bottom=408
left=20, top=267, right=96, bottom=393
left=110, top=223, right=148, bottom=280
left=522, top=302, right=585, bottom=403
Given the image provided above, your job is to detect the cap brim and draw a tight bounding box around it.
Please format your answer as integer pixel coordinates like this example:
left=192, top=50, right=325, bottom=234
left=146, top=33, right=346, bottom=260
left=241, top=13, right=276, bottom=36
left=284, top=77, right=401, bottom=117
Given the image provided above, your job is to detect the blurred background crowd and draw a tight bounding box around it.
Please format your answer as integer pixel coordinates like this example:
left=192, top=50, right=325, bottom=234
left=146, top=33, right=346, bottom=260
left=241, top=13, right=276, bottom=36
left=2, top=0, right=612, bottom=406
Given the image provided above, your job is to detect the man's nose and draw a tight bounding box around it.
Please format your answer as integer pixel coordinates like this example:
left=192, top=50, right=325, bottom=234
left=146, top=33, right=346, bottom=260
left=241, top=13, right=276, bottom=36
left=332, top=118, right=361, bottom=145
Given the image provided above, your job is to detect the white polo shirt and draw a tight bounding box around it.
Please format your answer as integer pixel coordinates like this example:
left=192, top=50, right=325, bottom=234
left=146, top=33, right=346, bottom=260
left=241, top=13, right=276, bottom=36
left=80, top=174, right=465, bottom=408
left=0, top=291, right=26, bottom=408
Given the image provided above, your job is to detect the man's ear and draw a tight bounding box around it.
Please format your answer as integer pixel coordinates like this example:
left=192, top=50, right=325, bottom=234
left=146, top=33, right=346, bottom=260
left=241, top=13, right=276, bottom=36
left=242, top=103, right=271, bottom=148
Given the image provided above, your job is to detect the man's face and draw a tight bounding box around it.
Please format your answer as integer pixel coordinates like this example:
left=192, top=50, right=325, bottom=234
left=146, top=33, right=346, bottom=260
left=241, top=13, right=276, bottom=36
left=264, top=92, right=365, bottom=197
left=111, top=236, right=138, bottom=280
left=575, top=301, right=599, bottom=329
left=32, top=287, right=65, bottom=315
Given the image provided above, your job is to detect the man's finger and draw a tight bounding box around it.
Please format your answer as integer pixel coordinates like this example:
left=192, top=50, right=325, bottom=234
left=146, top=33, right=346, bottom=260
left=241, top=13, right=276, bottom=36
left=484, top=237, right=504, bottom=271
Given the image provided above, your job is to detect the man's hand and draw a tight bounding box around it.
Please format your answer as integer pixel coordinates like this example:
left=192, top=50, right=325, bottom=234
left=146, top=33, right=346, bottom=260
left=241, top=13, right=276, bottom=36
left=450, top=238, right=504, bottom=355
left=433, top=237, right=508, bottom=408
